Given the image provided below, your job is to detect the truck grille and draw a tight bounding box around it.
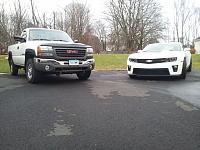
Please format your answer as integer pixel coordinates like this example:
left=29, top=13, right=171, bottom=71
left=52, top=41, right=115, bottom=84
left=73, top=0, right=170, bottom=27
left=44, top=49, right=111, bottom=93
left=54, top=47, right=86, bottom=58
left=133, top=68, right=170, bottom=76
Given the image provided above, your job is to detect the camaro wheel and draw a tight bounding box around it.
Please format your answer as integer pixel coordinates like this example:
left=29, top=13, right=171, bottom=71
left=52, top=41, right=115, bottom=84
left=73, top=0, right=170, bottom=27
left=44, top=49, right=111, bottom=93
left=187, top=58, right=192, bottom=72
left=129, top=75, right=135, bottom=79
left=26, top=59, right=40, bottom=83
left=9, top=58, right=18, bottom=76
left=180, top=59, right=187, bottom=79
left=77, top=70, right=91, bottom=80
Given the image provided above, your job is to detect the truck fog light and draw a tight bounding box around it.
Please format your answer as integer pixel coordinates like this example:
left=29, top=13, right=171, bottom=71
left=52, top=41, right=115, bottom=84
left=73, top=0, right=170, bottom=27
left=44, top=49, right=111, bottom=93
left=172, top=65, right=178, bottom=72
left=45, top=65, right=50, bottom=71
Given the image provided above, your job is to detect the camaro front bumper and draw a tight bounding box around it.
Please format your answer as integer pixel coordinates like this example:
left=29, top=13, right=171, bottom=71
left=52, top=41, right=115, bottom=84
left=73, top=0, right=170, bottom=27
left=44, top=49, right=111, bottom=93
left=127, top=61, right=184, bottom=76
left=34, top=58, right=95, bottom=74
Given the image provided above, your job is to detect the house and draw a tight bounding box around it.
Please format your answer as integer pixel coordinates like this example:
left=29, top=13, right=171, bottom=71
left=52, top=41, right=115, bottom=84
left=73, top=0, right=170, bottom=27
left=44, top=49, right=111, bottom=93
left=194, top=38, right=200, bottom=54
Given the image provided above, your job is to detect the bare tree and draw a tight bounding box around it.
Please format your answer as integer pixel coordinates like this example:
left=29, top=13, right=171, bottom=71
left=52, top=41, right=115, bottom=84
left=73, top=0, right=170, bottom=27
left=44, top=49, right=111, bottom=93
left=0, top=3, right=11, bottom=52
left=30, top=0, right=39, bottom=27
left=107, top=0, right=164, bottom=51
left=64, top=2, right=90, bottom=41
left=94, top=20, right=107, bottom=51
left=174, top=0, right=191, bottom=44
left=10, top=0, right=28, bottom=35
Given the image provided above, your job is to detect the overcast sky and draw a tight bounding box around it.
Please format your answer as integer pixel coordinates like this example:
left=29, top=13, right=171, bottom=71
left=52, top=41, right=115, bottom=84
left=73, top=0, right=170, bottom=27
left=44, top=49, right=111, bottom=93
left=2, top=0, right=200, bottom=24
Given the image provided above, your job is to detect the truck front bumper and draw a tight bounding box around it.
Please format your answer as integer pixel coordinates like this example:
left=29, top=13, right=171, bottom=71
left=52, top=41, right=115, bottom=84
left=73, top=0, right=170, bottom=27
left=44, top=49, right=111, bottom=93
left=34, top=58, right=95, bottom=74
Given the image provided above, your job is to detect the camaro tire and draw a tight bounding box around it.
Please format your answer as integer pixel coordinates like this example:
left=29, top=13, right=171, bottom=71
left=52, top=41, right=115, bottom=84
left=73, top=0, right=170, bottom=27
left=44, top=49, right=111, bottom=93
left=187, top=58, right=192, bottom=72
left=26, top=59, right=40, bottom=83
left=180, top=59, right=187, bottom=79
left=9, top=58, right=18, bottom=76
left=129, top=75, right=135, bottom=79
left=77, top=70, right=91, bottom=80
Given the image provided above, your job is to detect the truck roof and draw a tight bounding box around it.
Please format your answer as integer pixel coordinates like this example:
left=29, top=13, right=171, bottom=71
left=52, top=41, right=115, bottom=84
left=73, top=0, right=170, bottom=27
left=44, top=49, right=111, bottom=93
left=24, top=28, right=63, bottom=32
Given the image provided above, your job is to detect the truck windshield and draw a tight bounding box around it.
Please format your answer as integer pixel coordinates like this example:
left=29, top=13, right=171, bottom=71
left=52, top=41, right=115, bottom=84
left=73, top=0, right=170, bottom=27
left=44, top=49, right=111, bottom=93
left=29, top=29, right=73, bottom=42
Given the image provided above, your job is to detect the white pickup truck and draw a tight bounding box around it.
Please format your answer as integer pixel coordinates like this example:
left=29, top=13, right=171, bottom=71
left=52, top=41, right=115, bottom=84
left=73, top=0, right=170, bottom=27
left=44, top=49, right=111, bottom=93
left=8, top=28, right=95, bottom=83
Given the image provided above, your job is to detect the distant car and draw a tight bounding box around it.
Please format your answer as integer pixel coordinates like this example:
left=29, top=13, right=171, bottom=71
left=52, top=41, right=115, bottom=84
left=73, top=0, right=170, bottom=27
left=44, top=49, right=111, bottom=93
left=127, top=42, right=192, bottom=79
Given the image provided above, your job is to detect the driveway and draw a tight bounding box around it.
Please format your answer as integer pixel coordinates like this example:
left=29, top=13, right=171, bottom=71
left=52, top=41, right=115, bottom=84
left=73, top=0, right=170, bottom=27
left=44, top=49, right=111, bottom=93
left=0, top=71, right=200, bottom=150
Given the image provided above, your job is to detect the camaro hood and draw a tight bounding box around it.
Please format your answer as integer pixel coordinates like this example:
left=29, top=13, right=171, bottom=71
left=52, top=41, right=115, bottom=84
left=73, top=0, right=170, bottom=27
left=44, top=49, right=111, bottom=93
left=129, top=50, right=185, bottom=59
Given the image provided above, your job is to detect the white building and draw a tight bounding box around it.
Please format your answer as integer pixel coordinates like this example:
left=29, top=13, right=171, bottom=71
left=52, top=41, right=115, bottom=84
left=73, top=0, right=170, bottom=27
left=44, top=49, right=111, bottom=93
left=194, top=38, right=200, bottom=54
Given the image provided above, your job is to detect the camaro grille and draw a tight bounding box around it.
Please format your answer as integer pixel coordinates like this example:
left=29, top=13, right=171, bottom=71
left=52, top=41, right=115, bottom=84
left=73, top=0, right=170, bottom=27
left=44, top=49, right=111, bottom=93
left=54, top=47, right=86, bottom=58
left=133, top=68, right=170, bottom=76
left=137, top=58, right=167, bottom=64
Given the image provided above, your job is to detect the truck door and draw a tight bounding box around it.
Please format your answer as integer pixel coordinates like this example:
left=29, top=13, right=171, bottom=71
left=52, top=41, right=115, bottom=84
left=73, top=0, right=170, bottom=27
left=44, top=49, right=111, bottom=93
left=17, top=30, right=27, bottom=66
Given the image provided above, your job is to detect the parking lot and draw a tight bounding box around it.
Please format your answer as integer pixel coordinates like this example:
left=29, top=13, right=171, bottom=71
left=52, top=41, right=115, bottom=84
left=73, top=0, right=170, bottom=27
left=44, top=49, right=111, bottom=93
left=0, top=71, right=200, bottom=150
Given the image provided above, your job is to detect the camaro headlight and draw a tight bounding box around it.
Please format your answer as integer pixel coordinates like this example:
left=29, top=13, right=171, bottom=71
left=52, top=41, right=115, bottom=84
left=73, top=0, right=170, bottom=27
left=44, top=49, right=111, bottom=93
left=37, top=46, right=54, bottom=57
left=129, top=58, right=137, bottom=63
left=166, top=57, right=177, bottom=62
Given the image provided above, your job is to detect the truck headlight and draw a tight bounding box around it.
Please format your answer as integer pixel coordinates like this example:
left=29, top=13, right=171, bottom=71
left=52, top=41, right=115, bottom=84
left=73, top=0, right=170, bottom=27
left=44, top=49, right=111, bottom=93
left=86, top=47, right=93, bottom=58
left=37, top=46, right=54, bottom=57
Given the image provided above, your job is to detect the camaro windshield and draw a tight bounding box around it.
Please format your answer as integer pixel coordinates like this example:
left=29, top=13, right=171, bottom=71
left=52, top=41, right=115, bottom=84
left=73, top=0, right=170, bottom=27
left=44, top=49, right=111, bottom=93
left=143, top=43, right=182, bottom=52
left=29, top=29, right=73, bottom=42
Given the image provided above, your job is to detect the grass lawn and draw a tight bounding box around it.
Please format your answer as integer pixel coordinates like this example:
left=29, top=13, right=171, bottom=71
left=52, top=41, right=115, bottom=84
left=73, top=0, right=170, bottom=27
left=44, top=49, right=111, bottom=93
left=0, top=55, right=9, bottom=73
left=0, top=54, right=199, bottom=73
left=94, top=54, right=129, bottom=70
left=192, top=54, right=200, bottom=70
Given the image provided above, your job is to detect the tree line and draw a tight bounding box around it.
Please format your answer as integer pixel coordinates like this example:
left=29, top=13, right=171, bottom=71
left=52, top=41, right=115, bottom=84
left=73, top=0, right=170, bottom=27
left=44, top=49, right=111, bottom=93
left=0, top=0, right=200, bottom=54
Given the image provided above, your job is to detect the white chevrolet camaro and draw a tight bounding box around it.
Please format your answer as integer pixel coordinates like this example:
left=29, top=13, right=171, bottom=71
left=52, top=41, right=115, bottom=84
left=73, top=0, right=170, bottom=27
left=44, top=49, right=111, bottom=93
left=127, top=42, right=192, bottom=79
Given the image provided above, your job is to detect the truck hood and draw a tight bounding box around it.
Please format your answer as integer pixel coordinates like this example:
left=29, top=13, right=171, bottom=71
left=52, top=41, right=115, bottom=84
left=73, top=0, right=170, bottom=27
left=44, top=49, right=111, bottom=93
left=129, top=50, right=185, bottom=59
left=26, top=41, right=90, bottom=50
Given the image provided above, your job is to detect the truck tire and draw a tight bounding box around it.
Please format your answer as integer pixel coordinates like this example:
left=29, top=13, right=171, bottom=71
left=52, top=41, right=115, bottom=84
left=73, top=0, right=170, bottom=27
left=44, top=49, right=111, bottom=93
left=180, top=59, right=187, bottom=80
left=26, top=59, right=40, bottom=83
left=77, top=70, right=91, bottom=80
left=9, top=58, right=18, bottom=76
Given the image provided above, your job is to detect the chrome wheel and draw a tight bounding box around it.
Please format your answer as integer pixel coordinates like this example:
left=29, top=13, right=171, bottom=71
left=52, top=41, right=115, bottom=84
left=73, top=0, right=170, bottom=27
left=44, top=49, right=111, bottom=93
left=27, top=63, right=33, bottom=80
left=10, top=63, right=13, bottom=72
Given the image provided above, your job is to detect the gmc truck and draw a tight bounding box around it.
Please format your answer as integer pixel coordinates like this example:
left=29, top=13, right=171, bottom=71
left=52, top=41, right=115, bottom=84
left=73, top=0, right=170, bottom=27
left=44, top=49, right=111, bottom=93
left=8, top=28, right=95, bottom=83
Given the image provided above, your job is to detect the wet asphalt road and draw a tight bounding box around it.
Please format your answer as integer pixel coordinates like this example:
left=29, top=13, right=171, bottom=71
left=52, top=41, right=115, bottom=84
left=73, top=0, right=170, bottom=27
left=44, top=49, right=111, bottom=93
left=0, top=71, right=200, bottom=150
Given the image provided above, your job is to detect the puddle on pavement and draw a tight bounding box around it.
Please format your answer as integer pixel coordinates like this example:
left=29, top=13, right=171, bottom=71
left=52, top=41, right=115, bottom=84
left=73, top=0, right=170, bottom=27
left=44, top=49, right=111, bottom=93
left=54, top=108, right=64, bottom=113
left=176, top=101, right=199, bottom=112
left=47, top=108, right=74, bottom=137
left=47, top=122, right=74, bottom=137
left=88, top=80, right=150, bottom=99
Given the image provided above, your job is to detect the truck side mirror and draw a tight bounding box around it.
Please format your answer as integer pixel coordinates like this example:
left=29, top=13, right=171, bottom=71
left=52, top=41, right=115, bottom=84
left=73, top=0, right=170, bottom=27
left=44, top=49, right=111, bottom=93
left=14, top=36, right=26, bottom=43
left=74, top=40, right=78, bottom=43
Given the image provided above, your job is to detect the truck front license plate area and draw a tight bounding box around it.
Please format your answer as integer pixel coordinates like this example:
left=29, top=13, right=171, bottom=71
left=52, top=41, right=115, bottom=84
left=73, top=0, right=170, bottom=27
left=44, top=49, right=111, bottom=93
left=69, top=60, right=79, bottom=65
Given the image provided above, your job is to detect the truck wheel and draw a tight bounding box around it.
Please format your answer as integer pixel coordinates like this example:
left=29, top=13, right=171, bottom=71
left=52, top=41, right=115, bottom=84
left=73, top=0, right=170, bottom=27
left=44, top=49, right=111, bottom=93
left=180, top=59, right=187, bottom=80
left=77, top=70, right=91, bottom=80
left=9, top=58, right=18, bottom=76
left=26, top=59, right=40, bottom=83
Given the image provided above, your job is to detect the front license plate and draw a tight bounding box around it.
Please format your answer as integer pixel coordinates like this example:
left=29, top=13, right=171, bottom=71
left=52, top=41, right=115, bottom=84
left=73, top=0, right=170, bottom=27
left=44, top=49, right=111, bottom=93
left=69, top=60, right=79, bottom=65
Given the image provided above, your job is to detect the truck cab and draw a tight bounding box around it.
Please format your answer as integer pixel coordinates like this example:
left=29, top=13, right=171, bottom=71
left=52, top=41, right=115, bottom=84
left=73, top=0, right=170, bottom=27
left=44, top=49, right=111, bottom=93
left=8, top=28, right=95, bottom=83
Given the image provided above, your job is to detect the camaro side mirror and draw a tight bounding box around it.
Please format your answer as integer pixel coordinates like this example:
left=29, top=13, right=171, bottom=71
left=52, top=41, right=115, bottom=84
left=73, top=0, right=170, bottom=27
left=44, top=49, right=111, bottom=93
left=14, top=36, right=26, bottom=43
left=184, top=48, right=191, bottom=52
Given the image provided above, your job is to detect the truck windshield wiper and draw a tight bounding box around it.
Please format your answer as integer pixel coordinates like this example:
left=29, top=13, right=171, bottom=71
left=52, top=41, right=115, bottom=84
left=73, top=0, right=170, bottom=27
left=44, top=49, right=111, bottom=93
left=53, top=40, right=69, bottom=42
left=32, top=39, right=51, bottom=41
